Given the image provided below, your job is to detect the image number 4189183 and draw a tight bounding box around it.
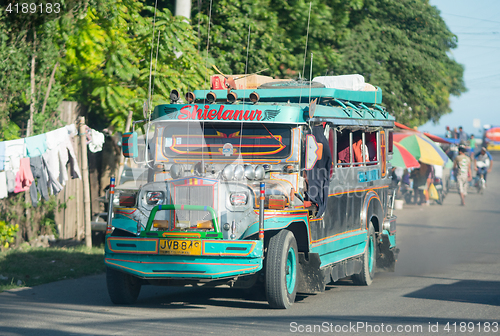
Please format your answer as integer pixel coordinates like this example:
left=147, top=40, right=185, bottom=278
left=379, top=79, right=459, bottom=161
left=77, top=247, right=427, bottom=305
left=5, top=2, right=61, bottom=14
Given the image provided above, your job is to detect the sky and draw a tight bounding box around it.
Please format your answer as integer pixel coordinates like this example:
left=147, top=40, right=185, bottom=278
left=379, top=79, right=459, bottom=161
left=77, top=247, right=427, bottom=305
left=418, top=0, right=500, bottom=138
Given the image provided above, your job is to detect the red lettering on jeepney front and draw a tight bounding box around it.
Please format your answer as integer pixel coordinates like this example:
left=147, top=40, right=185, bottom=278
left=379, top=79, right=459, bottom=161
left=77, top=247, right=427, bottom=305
left=222, top=109, right=234, bottom=120
left=196, top=105, right=207, bottom=119
left=177, top=105, right=263, bottom=121
left=217, top=105, right=224, bottom=119
left=208, top=109, right=217, bottom=119
left=233, top=110, right=243, bottom=120
left=178, top=105, right=193, bottom=120
left=243, top=110, right=252, bottom=120
left=251, top=109, right=262, bottom=121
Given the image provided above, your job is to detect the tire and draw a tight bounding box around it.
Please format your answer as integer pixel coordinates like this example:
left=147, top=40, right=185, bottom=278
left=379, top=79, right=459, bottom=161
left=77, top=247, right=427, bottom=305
left=106, top=267, right=142, bottom=304
left=352, top=223, right=376, bottom=286
left=436, top=189, right=443, bottom=205
left=265, top=230, right=298, bottom=309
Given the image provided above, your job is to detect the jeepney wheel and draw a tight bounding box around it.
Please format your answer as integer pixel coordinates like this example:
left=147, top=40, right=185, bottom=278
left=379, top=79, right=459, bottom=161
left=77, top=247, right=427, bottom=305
left=265, top=230, right=298, bottom=309
left=106, top=267, right=142, bottom=304
left=352, top=222, right=376, bottom=286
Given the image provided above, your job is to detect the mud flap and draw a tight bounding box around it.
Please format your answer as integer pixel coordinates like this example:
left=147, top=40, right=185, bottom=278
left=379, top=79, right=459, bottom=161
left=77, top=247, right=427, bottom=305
left=296, top=252, right=328, bottom=293
left=377, top=234, right=399, bottom=272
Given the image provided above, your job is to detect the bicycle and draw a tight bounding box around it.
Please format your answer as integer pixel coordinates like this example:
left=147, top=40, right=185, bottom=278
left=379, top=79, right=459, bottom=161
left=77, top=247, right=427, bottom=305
left=475, top=172, right=486, bottom=194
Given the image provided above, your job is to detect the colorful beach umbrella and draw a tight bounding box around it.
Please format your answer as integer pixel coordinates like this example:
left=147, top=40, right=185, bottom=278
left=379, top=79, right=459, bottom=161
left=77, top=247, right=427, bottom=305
left=397, top=134, right=449, bottom=166
left=391, top=142, right=420, bottom=169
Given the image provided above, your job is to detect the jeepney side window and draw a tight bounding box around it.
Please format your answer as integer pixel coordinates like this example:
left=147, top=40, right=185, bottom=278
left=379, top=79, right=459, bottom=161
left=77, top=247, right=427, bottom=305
left=365, top=131, right=378, bottom=165
left=337, top=130, right=351, bottom=167
left=328, top=126, right=335, bottom=177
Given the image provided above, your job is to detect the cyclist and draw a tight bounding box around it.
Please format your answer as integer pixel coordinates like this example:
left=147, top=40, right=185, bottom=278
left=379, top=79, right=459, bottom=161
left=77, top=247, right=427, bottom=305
left=453, top=146, right=472, bottom=206
left=474, top=147, right=493, bottom=187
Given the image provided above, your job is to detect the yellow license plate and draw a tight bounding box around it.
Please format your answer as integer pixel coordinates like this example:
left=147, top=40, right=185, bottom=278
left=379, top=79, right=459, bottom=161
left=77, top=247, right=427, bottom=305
left=159, top=239, right=201, bottom=255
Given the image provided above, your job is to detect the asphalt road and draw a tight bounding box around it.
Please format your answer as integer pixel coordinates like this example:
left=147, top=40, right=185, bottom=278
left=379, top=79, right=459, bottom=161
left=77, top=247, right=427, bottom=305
left=1, top=155, right=500, bottom=336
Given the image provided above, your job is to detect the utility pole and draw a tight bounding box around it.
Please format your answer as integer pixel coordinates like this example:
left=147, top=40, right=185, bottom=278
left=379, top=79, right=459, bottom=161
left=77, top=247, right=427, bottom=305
left=79, top=117, right=92, bottom=248
left=175, top=0, right=191, bottom=19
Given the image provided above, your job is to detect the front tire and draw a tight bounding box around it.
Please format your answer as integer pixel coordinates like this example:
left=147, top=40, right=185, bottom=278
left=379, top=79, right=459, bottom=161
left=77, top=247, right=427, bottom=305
left=352, top=223, right=376, bottom=286
left=265, top=230, right=298, bottom=309
left=106, top=267, right=142, bottom=304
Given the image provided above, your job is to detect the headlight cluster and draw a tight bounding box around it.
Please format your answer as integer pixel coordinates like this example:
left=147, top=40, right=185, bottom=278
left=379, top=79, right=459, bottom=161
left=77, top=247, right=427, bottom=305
left=170, top=163, right=185, bottom=179
left=222, top=165, right=266, bottom=181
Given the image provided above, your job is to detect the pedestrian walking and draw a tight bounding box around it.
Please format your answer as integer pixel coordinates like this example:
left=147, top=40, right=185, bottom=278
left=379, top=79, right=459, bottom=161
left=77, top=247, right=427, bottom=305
left=453, top=146, right=472, bottom=206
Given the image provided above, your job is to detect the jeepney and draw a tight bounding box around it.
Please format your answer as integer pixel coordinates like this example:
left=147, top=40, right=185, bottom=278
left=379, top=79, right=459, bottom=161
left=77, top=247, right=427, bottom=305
left=105, top=75, right=399, bottom=308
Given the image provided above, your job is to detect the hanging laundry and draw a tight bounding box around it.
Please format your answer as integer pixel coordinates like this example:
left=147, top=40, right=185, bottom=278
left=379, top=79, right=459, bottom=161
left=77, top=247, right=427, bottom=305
left=0, top=141, right=5, bottom=171
left=42, top=147, right=63, bottom=195
left=25, top=134, right=48, bottom=158
left=6, top=170, right=15, bottom=193
left=29, top=156, right=49, bottom=207
left=4, top=139, right=26, bottom=174
left=0, top=172, right=7, bottom=199
left=58, top=133, right=81, bottom=185
left=14, top=158, right=34, bottom=193
left=65, top=124, right=77, bottom=137
left=88, top=128, right=105, bottom=153
left=45, top=127, right=66, bottom=150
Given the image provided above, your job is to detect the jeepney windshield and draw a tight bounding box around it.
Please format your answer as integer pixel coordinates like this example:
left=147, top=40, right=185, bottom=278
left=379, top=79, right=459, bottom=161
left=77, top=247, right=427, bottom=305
left=159, top=121, right=292, bottom=163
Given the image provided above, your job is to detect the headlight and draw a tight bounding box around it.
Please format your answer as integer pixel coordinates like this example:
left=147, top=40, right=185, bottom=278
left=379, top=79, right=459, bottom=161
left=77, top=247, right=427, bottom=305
left=254, top=165, right=265, bottom=180
left=230, top=192, right=248, bottom=206
left=234, top=165, right=244, bottom=180
left=193, top=162, right=205, bottom=176
left=222, top=165, right=234, bottom=180
left=244, top=165, right=255, bottom=180
left=145, top=191, right=164, bottom=206
left=170, top=164, right=185, bottom=179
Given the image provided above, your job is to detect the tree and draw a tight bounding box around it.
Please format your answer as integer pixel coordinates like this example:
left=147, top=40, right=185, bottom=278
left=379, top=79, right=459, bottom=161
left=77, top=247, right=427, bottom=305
left=62, top=0, right=208, bottom=131
left=0, top=0, right=88, bottom=140
left=194, top=0, right=363, bottom=78
left=332, top=0, right=466, bottom=126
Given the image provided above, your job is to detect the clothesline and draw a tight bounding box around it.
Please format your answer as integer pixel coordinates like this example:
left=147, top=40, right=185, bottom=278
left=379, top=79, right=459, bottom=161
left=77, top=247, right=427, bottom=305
left=0, top=124, right=105, bottom=205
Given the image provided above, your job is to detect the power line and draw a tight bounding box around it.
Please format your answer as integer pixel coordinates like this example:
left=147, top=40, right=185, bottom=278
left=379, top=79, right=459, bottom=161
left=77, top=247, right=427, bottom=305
left=455, top=32, right=499, bottom=35
left=458, top=44, right=500, bottom=49
left=443, top=12, right=500, bottom=24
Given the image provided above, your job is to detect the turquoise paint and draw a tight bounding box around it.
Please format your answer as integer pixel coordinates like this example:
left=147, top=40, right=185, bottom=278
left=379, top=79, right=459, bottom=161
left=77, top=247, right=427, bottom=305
left=192, top=87, right=383, bottom=104
left=312, top=231, right=367, bottom=268
left=105, top=245, right=263, bottom=280
left=287, top=246, right=297, bottom=294
left=202, top=240, right=262, bottom=257
left=105, top=240, right=263, bottom=279
left=358, top=169, right=381, bottom=183
left=152, top=101, right=394, bottom=124
left=242, top=213, right=309, bottom=239
left=107, top=237, right=158, bottom=253
left=110, top=218, right=137, bottom=234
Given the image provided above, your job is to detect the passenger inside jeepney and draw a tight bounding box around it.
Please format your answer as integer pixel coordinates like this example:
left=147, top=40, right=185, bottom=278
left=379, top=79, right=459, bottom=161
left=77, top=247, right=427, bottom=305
left=337, top=130, right=351, bottom=166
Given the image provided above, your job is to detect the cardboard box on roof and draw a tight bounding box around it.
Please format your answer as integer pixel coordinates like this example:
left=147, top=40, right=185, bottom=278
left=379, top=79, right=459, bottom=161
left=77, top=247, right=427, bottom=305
left=211, top=74, right=287, bottom=90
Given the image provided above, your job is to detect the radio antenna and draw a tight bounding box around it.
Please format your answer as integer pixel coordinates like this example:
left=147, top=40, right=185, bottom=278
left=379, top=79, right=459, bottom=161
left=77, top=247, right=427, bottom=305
left=201, top=0, right=214, bottom=169
left=238, top=23, right=252, bottom=163
left=299, top=2, right=312, bottom=105
left=309, top=52, right=313, bottom=103
left=204, top=0, right=214, bottom=91
left=301, top=2, right=312, bottom=81
left=147, top=0, right=159, bottom=117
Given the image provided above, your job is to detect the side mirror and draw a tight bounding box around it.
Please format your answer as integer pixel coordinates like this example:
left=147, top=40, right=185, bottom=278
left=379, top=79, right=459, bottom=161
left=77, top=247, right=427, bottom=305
left=122, top=132, right=138, bottom=158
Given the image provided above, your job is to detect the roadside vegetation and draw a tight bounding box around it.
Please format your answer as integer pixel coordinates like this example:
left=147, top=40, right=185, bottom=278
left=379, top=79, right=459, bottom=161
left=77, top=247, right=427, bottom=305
left=0, top=244, right=105, bottom=292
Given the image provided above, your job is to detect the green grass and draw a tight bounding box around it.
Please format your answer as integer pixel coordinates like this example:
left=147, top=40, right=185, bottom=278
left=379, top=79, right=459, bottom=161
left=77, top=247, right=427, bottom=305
left=0, top=245, right=105, bottom=292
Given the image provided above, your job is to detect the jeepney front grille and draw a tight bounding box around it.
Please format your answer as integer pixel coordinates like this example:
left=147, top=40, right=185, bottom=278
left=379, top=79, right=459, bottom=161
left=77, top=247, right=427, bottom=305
left=174, top=186, right=214, bottom=227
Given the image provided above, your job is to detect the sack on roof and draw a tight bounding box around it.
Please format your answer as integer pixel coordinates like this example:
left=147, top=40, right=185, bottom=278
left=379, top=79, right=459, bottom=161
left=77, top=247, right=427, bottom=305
left=313, top=74, right=376, bottom=91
